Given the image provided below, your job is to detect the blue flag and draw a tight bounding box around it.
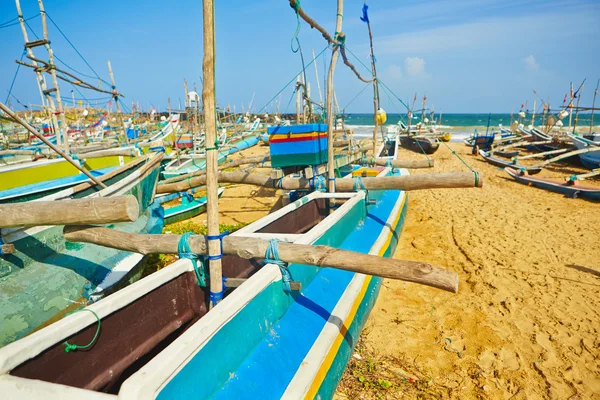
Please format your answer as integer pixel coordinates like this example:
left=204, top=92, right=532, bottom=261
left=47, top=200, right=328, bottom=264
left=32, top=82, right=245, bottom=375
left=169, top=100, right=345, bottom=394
left=360, top=3, right=369, bottom=23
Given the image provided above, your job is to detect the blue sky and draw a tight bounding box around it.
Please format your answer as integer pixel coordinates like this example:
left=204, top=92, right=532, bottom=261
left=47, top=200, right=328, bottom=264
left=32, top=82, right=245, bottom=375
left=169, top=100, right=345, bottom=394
left=0, top=0, right=598, bottom=113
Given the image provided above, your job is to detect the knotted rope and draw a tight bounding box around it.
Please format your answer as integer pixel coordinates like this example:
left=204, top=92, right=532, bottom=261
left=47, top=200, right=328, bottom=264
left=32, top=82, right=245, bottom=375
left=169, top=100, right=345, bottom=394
left=264, top=239, right=293, bottom=293
left=64, top=309, right=101, bottom=353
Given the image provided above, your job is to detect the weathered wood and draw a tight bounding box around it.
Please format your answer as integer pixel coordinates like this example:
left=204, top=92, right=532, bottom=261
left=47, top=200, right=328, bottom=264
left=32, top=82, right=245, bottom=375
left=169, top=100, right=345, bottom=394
left=203, top=0, right=223, bottom=306
left=160, top=155, right=271, bottom=185
left=533, top=146, right=600, bottom=168
left=63, top=226, right=459, bottom=293
left=1, top=244, right=16, bottom=254
left=513, top=148, right=569, bottom=161
left=567, top=168, right=600, bottom=181
left=326, top=0, right=343, bottom=193
left=0, top=102, right=107, bottom=188
left=107, top=60, right=130, bottom=145
left=368, top=157, right=434, bottom=169
left=157, top=170, right=483, bottom=194
left=73, top=148, right=139, bottom=159
left=333, top=139, right=351, bottom=147
left=0, top=149, right=38, bottom=156
left=0, top=195, right=138, bottom=228
left=493, top=139, right=551, bottom=152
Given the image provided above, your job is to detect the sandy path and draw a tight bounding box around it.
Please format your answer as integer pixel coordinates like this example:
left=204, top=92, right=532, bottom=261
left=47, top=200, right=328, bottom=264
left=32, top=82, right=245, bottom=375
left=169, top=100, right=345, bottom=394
left=338, top=143, right=600, bottom=399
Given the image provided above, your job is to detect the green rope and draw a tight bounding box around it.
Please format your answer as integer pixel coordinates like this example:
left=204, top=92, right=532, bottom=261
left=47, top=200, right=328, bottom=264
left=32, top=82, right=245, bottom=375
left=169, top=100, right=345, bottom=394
left=64, top=309, right=101, bottom=353
left=441, top=141, right=480, bottom=187
left=341, top=82, right=371, bottom=111
left=291, top=0, right=302, bottom=53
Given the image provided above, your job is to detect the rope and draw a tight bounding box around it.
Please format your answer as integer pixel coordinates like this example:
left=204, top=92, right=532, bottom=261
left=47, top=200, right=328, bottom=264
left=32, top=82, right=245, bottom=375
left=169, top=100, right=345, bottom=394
left=264, top=239, right=293, bottom=293
left=178, top=232, right=207, bottom=287
left=46, top=13, right=109, bottom=86
left=353, top=176, right=366, bottom=191
left=291, top=0, right=302, bottom=53
left=341, top=82, right=371, bottom=111
left=5, top=50, right=26, bottom=105
left=64, top=309, right=101, bottom=353
left=310, top=174, right=326, bottom=192
left=256, top=45, right=328, bottom=114
left=441, top=141, right=480, bottom=187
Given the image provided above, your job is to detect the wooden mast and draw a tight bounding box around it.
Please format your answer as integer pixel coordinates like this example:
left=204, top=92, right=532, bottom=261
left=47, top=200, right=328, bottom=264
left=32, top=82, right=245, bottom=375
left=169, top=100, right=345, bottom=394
left=590, top=79, right=599, bottom=134
left=202, top=0, right=223, bottom=307
left=38, top=0, right=69, bottom=152
left=15, top=0, right=60, bottom=147
left=363, top=2, right=380, bottom=156
left=107, top=60, right=130, bottom=144
left=326, top=0, right=343, bottom=193
left=313, top=48, right=324, bottom=107
left=572, top=81, right=584, bottom=134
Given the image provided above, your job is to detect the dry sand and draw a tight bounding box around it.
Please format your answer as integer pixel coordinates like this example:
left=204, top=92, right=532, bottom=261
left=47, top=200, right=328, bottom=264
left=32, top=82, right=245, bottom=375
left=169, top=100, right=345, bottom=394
left=189, top=141, right=600, bottom=399
left=338, top=144, right=600, bottom=399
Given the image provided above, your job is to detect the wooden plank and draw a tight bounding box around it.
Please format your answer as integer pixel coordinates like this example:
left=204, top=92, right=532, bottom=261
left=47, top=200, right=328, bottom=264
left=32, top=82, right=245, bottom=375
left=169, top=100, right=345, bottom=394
left=157, top=171, right=483, bottom=194
left=534, top=146, right=600, bottom=168
left=514, top=148, right=569, bottom=161
left=0, top=195, right=139, bottom=228
left=63, top=226, right=459, bottom=293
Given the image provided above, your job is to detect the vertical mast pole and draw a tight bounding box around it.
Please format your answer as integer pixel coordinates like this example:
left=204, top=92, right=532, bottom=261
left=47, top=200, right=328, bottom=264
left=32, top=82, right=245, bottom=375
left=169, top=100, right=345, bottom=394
left=326, top=0, right=343, bottom=193
left=107, top=60, right=129, bottom=144
left=38, top=0, right=68, bottom=151
left=590, top=79, right=599, bottom=134
left=202, top=0, right=223, bottom=308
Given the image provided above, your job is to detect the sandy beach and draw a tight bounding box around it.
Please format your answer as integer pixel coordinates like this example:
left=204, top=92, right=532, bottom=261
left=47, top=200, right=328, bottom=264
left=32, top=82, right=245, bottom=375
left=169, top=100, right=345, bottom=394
left=179, top=140, right=600, bottom=399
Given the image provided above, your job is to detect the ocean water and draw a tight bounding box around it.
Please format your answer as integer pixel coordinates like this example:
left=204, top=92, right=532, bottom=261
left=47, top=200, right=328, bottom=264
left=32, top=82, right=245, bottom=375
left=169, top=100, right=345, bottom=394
left=344, top=113, right=597, bottom=141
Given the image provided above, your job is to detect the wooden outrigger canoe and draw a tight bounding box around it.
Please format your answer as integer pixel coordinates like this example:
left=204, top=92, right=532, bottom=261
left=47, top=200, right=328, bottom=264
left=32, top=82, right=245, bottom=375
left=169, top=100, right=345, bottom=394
left=0, top=164, right=409, bottom=399
left=505, top=167, right=600, bottom=200
left=478, top=149, right=542, bottom=174
left=158, top=187, right=226, bottom=225
left=0, top=153, right=164, bottom=347
left=399, top=135, right=439, bottom=154
left=0, top=115, right=180, bottom=203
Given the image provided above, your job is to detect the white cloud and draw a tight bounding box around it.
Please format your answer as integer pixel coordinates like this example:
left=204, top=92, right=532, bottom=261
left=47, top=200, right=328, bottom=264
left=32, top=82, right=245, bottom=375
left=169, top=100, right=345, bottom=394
left=404, top=57, right=430, bottom=78
left=524, top=55, right=540, bottom=70
left=385, top=64, right=403, bottom=80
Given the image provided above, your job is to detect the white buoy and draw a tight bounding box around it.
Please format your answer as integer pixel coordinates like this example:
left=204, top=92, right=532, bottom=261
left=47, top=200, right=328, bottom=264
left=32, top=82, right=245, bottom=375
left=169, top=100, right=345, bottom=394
left=82, top=109, right=89, bottom=117
left=518, top=111, right=526, bottom=118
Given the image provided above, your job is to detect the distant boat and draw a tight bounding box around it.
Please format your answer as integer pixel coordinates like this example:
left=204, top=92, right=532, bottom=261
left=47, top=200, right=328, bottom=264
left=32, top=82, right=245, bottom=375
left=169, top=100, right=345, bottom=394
left=570, top=135, right=600, bottom=169
left=506, top=167, right=600, bottom=200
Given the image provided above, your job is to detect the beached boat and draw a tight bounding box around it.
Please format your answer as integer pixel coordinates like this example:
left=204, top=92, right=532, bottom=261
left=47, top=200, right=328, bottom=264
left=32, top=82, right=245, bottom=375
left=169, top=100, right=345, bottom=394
left=505, top=167, right=600, bottom=200
left=570, top=135, right=600, bottom=169
left=0, top=153, right=164, bottom=348
left=0, top=164, right=408, bottom=398
left=377, top=134, right=398, bottom=159
left=399, top=135, right=439, bottom=154
left=158, top=187, right=225, bottom=225
left=0, top=115, right=179, bottom=203
left=478, top=149, right=542, bottom=174
left=464, top=131, right=495, bottom=151
left=162, top=152, right=227, bottom=180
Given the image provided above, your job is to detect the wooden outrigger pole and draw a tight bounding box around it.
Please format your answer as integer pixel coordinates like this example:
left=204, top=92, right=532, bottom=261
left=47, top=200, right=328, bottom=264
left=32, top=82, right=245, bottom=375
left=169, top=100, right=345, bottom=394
left=202, top=0, right=223, bottom=307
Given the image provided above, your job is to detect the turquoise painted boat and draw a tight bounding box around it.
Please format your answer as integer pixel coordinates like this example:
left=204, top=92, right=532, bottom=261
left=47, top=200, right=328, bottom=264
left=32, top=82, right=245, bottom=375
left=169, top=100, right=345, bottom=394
left=161, top=152, right=228, bottom=180
left=0, top=164, right=407, bottom=399
left=158, top=187, right=225, bottom=225
left=0, top=153, right=164, bottom=348
left=0, top=115, right=180, bottom=204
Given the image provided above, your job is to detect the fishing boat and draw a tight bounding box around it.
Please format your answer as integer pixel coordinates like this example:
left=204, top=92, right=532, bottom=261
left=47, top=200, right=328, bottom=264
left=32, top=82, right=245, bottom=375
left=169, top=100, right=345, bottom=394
left=0, top=115, right=179, bottom=203
left=158, top=187, right=226, bottom=225
left=463, top=130, right=495, bottom=151
left=399, top=135, right=439, bottom=154
left=570, top=135, right=600, bottom=169
left=0, top=152, right=164, bottom=347
left=505, top=167, right=600, bottom=200
left=478, top=149, right=542, bottom=174
left=162, top=152, right=227, bottom=180
left=0, top=164, right=408, bottom=398
left=377, top=133, right=398, bottom=159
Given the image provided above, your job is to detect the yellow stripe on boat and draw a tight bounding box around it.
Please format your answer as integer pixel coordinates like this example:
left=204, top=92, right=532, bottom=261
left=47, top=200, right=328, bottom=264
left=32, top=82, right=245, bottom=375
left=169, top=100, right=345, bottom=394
left=304, top=193, right=406, bottom=398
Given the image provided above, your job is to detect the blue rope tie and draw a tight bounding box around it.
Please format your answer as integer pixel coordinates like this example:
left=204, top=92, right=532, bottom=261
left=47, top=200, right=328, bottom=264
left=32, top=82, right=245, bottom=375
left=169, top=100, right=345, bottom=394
left=272, top=177, right=283, bottom=189
left=206, top=231, right=229, bottom=261
left=264, top=239, right=293, bottom=293
left=177, top=232, right=207, bottom=287
left=386, top=158, right=395, bottom=173
left=353, top=176, right=366, bottom=191
left=328, top=177, right=336, bottom=191
left=310, top=174, right=326, bottom=192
